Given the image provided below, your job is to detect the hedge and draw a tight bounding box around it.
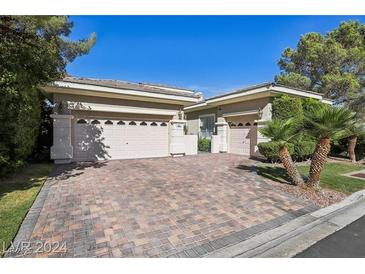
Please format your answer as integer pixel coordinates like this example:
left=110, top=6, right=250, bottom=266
left=272, top=95, right=304, bottom=121
left=258, top=140, right=315, bottom=162
left=258, top=142, right=294, bottom=162
left=291, top=139, right=316, bottom=161
left=266, top=95, right=321, bottom=162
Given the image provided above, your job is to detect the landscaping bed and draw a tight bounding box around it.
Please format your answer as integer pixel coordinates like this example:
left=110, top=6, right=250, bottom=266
left=0, top=163, right=53, bottom=256
left=256, top=161, right=365, bottom=207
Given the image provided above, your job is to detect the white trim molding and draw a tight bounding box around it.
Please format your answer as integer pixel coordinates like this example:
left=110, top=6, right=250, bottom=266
left=222, top=109, right=260, bottom=118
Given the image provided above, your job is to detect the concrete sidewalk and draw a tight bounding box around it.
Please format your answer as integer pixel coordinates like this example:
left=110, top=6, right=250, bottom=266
left=204, top=190, right=365, bottom=258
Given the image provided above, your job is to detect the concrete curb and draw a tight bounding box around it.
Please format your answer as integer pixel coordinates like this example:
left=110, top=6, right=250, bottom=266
left=204, top=189, right=365, bottom=258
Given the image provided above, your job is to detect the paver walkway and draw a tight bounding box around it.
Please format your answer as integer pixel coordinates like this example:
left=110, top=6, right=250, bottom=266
left=8, top=154, right=317, bottom=257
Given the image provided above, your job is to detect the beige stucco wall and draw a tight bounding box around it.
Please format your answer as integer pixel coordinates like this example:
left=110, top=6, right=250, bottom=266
left=53, top=93, right=183, bottom=119
left=185, top=107, right=218, bottom=135
left=217, top=97, right=271, bottom=118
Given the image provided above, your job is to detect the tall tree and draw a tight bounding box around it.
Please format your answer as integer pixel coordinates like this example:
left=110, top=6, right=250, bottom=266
left=259, top=119, right=305, bottom=186
left=275, top=20, right=365, bottom=106
left=0, top=16, right=96, bottom=175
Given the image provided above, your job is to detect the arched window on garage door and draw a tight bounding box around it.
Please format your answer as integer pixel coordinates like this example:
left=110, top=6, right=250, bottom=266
left=245, top=122, right=251, bottom=126
left=129, top=121, right=137, bottom=126
left=77, top=119, right=87, bottom=124
left=105, top=120, right=113, bottom=125
left=160, top=122, right=167, bottom=126
left=117, top=121, right=125, bottom=125
left=140, top=121, right=147, bottom=126
left=91, top=120, right=100, bottom=125
left=150, top=122, right=158, bottom=126
left=237, top=123, right=243, bottom=127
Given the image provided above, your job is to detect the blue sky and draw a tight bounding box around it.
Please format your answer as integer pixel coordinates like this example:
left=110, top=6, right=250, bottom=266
left=67, top=16, right=365, bottom=97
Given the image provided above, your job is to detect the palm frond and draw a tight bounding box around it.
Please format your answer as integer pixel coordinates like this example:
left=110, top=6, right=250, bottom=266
left=304, top=105, right=355, bottom=139
left=259, top=118, right=301, bottom=145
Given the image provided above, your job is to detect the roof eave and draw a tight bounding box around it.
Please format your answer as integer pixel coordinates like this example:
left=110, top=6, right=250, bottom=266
left=41, top=81, right=199, bottom=106
left=184, top=84, right=332, bottom=112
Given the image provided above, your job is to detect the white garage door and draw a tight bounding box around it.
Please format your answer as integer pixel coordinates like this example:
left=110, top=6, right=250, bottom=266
left=229, top=122, right=257, bottom=156
left=73, top=118, right=169, bottom=161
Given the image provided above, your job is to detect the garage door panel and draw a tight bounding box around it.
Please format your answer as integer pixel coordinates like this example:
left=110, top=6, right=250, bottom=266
left=73, top=118, right=169, bottom=161
left=229, top=127, right=251, bottom=155
left=122, top=124, right=168, bottom=159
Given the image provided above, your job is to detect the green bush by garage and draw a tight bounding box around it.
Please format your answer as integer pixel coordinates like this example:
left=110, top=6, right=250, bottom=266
left=258, top=95, right=321, bottom=162
left=198, top=138, right=211, bottom=152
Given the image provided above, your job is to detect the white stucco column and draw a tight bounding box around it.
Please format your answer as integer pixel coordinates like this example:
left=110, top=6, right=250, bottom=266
left=50, top=114, right=74, bottom=164
left=215, top=117, right=228, bottom=153
left=255, top=102, right=272, bottom=145
left=169, top=120, right=186, bottom=156
left=252, top=103, right=272, bottom=156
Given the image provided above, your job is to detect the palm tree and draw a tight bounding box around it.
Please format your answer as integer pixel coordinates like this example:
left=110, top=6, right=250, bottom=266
left=304, top=106, right=355, bottom=188
left=259, top=119, right=304, bottom=186
left=344, top=119, right=365, bottom=162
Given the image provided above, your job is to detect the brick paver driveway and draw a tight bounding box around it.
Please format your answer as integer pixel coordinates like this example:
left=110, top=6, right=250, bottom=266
left=10, top=154, right=317, bottom=257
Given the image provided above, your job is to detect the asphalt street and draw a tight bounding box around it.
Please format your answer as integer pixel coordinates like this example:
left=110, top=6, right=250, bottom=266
left=296, top=216, right=365, bottom=258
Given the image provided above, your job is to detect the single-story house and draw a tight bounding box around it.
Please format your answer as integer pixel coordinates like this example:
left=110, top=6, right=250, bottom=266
left=42, top=78, right=331, bottom=163
left=41, top=77, right=202, bottom=163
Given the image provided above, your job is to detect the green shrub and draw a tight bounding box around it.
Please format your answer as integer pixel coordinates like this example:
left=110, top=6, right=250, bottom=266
left=258, top=139, right=315, bottom=162
left=301, top=97, right=324, bottom=113
left=198, top=138, right=211, bottom=152
left=258, top=141, right=295, bottom=162
left=272, top=95, right=304, bottom=121
left=291, top=139, right=316, bottom=160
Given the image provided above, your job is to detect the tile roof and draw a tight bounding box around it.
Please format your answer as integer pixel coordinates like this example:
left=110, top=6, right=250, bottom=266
left=59, top=77, right=200, bottom=98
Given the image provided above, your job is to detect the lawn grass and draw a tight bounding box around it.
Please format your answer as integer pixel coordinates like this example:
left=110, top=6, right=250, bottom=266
left=0, top=163, right=53, bottom=256
left=257, top=162, right=365, bottom=194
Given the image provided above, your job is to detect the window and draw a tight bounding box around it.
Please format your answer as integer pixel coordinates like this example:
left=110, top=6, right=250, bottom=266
left=160, top=122, right=167, bottom=126
left=150, top=122, right=158, bottom=126
left=77, top=119, right=87, bottom=124
left=91, top=120, right=100, bottom=125
left=253, top=122, right=258, bottom=126
left=199, top=114, right=215, bottom=139
left=105, top=120, right=113, bottom=125
left=140, top=121, right=147, bottom=126
left=237, top=123, right=243, bottom=127
left=117, top=121, right=125, bottom=125
left=129, top=121, right=136, bottom=126
left=229, top=122, right=236, bottom=127
left=245, top=122, right=251, bottom=126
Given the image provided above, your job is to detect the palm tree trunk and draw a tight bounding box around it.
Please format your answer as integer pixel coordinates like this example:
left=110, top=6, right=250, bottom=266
left=278, top=146, right=304, bottom=186
left=348, top=135, right=357, bottom=163
left=307, top=137, right=331, bottom=188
